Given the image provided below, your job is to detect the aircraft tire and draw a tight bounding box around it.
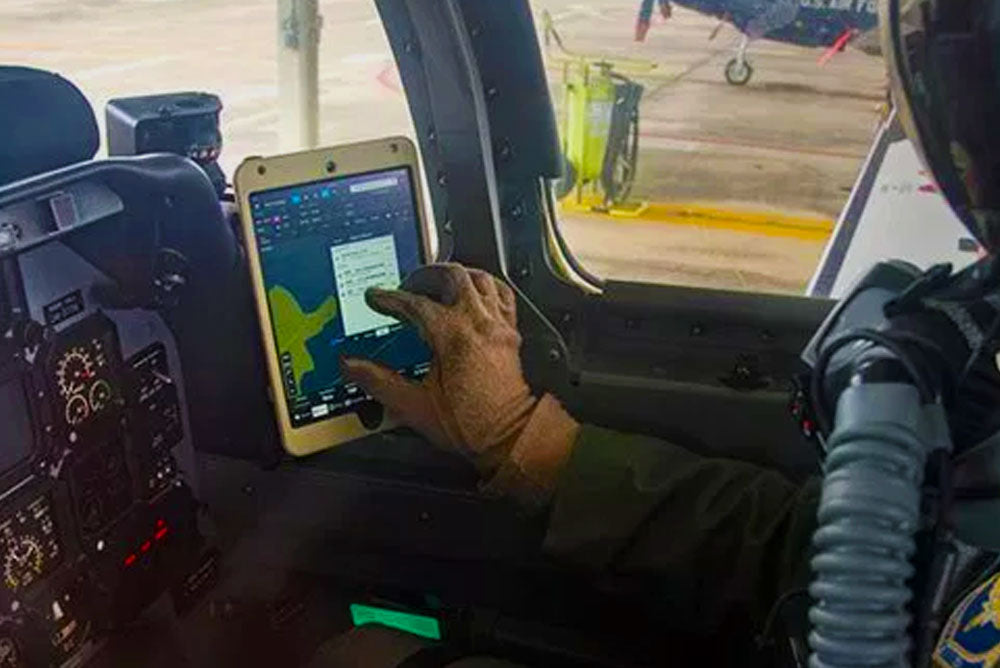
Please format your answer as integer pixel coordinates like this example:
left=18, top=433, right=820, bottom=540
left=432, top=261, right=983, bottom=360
left=724, top=58, right=753, bottom=86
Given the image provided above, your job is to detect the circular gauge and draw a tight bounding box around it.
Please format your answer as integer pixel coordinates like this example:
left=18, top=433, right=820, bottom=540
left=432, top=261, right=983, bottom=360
left=55, top=348, right=94, bottom=399
left=0, top=637, right=18, bottom=667
left=3, top=536, right=43, bottom=591
left=88, top=380, right=112, bottom=412
left=64, top=395, right=89, bottom=426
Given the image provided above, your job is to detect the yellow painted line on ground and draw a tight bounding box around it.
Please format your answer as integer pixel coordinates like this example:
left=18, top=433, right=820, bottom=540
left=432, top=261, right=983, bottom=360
left=561, top=199, right=834, bottom=241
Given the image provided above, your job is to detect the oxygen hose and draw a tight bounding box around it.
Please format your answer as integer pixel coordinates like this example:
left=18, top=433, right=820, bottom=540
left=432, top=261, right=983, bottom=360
left=808, top=383, right=948, bottom=668
left=801, top=260, right=1000, bottom=666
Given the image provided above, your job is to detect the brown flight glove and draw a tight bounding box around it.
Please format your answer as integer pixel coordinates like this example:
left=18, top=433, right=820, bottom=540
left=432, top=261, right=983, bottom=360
left=341, top=263, right=579, bottom=507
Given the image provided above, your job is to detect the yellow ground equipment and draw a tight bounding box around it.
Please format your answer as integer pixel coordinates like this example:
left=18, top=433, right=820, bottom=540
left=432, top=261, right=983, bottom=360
left=543, top=11, right=656, bottom=214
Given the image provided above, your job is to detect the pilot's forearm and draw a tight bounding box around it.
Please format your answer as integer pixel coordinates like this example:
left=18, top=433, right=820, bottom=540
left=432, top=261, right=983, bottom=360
left=547, top=426, right=818, bottom=629
left=479, top=394, right=580, bottom=506
left=516, top=421, right=820, bottom=631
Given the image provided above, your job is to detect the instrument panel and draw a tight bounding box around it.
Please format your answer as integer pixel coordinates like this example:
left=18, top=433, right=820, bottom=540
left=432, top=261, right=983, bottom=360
left=0, top=308, right=202, bottom=666
left=0, top=144, right=227, bottom=667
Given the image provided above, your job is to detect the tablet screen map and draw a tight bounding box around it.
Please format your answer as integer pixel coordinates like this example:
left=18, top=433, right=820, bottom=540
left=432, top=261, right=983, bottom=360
left=250, top=166, right=430, bottom=428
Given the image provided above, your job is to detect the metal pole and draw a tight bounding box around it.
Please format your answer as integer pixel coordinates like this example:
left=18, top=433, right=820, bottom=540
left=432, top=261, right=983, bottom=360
left=277, top=0, right=321, bottom=150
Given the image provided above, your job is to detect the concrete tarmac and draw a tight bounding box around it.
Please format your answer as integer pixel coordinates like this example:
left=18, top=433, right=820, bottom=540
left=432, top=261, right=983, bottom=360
left=0, top=0, right=885, bottom=293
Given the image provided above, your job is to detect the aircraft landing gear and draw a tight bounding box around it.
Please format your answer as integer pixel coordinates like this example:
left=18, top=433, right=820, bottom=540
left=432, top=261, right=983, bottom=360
left=725, top=35, right=753, bottom=86
left=725, top=58, right=753, bottom=85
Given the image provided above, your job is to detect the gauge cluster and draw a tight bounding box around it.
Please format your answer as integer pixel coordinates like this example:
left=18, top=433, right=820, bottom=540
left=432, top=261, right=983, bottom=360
left=127, top=343, right=183, bottom=499
left=48, top=319, right=121, bottom=435
left=0, top=495, right=60, bottom=593
left=56, top=346, right=104, bottom=426
left=70, top=438, right=133, bottom=536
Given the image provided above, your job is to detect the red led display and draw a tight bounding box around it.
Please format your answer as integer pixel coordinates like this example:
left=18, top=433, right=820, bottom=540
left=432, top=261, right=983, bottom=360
left=122, top=519, right=170, bottom=568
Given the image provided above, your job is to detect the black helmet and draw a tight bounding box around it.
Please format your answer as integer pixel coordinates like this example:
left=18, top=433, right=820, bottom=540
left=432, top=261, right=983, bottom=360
left=880, top=0, right=1000, bottom=253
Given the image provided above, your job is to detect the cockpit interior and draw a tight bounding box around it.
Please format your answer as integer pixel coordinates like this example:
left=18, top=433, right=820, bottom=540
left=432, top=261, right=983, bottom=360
left=0, top=1, right=948, bottom=666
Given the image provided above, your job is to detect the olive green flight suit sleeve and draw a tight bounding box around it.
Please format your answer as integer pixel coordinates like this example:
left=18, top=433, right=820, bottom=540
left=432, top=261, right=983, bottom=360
left=543, top=425, right=820, bottom=631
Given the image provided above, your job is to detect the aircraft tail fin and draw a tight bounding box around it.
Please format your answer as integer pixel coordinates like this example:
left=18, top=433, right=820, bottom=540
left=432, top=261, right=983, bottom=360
left=636, top=0, right=656, bottom=41
left=636, top=18, right=652, bottom=41
left=818, top=28, right=859, bottom=65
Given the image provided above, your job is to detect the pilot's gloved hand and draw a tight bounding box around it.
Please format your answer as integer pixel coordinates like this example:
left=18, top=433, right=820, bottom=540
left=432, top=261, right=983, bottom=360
left=341, top=263, right=579, bottom=507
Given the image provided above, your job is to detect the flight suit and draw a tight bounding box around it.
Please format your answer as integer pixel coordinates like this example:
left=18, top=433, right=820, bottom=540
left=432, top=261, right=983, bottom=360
left=544, top=426, right=1000, bottom=667
left=544, top=425, right=820, bottom=647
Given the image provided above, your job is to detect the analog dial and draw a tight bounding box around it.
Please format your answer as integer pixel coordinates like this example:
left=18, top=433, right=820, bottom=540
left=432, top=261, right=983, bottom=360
left=0, top=637, right=19, bottom=667
left=88, top=379, right=112, bottom=412
left=64, top=395, right=89, bottom=426
left=55, top=348, right=94, bottom=399
left=2, top=536, right=43, bottom=591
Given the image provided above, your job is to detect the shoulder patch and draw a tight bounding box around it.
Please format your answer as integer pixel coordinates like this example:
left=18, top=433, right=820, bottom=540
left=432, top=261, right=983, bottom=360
left=936, top=573, right=1000, bottom=667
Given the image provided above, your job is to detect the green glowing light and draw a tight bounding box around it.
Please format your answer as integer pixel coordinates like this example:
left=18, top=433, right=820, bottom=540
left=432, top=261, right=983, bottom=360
left=349, top=603, right=442, bottom=640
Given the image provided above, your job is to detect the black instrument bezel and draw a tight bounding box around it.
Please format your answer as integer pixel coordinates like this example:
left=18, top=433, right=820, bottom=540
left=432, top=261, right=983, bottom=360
left=0, top=356, right=47, bottom=493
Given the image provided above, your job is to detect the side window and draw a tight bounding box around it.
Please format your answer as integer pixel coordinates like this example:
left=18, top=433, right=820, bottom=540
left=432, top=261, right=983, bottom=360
left=0, top=1, right=417, bottom=181
left=531, top=0, right=886, bottom=295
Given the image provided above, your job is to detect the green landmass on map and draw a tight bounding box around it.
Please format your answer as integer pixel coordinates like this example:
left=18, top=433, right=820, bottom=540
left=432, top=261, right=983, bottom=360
left=268, top=285, right=338, bottom=390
